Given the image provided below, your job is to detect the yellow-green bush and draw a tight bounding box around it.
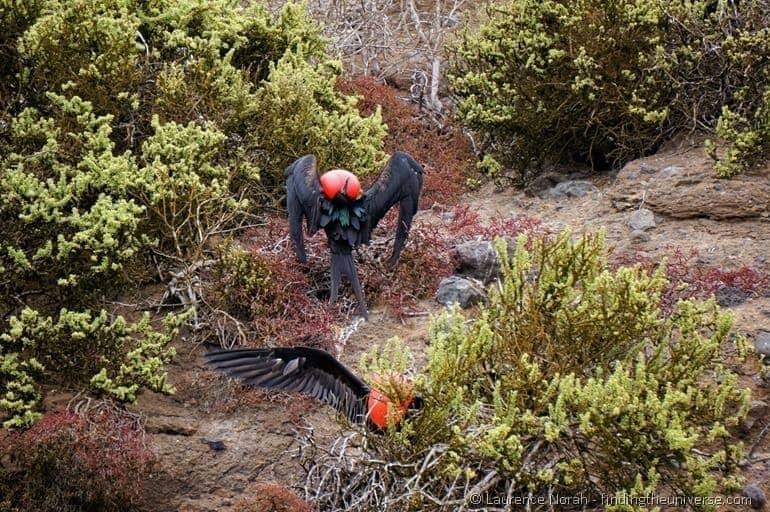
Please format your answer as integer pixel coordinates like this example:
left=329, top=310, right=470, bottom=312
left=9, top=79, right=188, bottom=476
left=707, top=87, right=770, bottom=177
left=450, top=0, right=770, bottom=181
left=306, top=232, right=750, bottom=511
left=18, top=0, right=142, bottom=119
left=1, top=308, right=189, bottom=428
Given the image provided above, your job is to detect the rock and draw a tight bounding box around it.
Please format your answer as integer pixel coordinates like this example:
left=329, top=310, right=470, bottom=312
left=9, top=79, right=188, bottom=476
left=523, top=172, right=568, bottom=197
left=756, top=256, right=768, bottom=265
left=755, top=330, right=770, bottom=357
left=437, top=276, right=486, bottom=308
left=545, top=180, right=599, bottom=199
left=640, top=164, right=657, bottom=174
left=202, top=439, right=226, bottom=451
left=610, top=147, right=770, bottom=220
left=742, top=484, right=767, bottom=510
left=455, top=241, right=500, bottom=282
left=715, top=285, right=750, bottom=307
left=628, top=208, right=656, bottom=231
left=739, top=400, right=768, bottom=434
left=629, top=229, right=651, bottom=243
left=659, top=165, right=683, bottom=178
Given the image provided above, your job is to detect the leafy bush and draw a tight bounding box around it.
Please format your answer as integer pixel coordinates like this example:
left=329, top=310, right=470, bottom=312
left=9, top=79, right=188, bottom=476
left=303, top=232, right=750, bottom=511
left=203, top=236, right=336, bottom=349
left=17, top=0, right=142, bottom=119
left=0, top=409, right=154, bottom=512
left=1, top=94, right=148, bottom=314
left=450, top=0, right=770, bottom=181
left=707, top=87, right=770, bottom=177
left=0, top=307, right=188, bottom=428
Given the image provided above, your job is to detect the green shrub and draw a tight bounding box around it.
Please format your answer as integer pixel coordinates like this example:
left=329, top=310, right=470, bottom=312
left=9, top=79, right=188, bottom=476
left=707, top=87, right=770, bottom=178
left=18, top=0, right=142, bottom=119
left=0, top=93, right=149, bottom=313
left=450, top=0, right=770, bottom=181
left=304, top=232, right=750, bottom=511
left=0, top=307, right=189, bottom=428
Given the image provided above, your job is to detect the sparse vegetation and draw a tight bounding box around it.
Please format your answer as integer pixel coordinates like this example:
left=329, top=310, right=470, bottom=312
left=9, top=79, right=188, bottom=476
left=303, top=232, right=751, bottom=511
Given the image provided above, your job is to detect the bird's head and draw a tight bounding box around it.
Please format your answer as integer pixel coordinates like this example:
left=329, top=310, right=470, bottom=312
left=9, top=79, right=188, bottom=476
left=366, top=373, right=416, bottom=428
left=320, top=169, right=363, bottom=202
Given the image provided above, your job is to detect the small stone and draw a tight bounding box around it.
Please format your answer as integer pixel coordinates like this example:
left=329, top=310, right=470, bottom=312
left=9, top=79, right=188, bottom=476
left=639, top=164, right=657, bottom=174
left=628, top=208, right=657, bottom=231
left=755, top=255, right=767, bottom=265
left=546, top=180, right=599, bottom=199
left=739, top=400, right=768, bottom=434
left=713, top=183, right=724, bottom=192
left=715, top=285, right=750, bottom=308
left=202, top=439, right=226, bottom=451
left=659, top=165, right=683, bottom=178
left=437, top=276, right=486, bottom=309
left=755, top=330, right=770, bottom=357
left=742, top=484, right=767, bottom=510
left=629, top=229, right=650, bottom=243
left=524, top=172, right=568, bottom=197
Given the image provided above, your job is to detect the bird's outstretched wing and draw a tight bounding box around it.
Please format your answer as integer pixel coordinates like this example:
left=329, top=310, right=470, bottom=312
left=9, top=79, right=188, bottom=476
left=285, top=155, right=323, bottom=263
left=206, top=347, right=371, bottom=423
left=362, top=151, right=424, bottom=268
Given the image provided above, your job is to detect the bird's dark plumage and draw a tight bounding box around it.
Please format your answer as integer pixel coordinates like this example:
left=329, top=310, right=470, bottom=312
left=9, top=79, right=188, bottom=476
left=206, top=347, right=371, bottom=424
left=285, top=152, right=424, bottom=318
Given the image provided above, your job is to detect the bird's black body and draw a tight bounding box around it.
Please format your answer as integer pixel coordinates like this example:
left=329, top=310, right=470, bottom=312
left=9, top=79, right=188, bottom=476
left=285, top=152, right=424, bottom=319
left=206, top=347, right=371, bottom=423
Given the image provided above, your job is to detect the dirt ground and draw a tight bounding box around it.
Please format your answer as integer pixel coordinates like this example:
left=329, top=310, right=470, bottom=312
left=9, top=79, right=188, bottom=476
left=125, top=138, right=770, bottom=511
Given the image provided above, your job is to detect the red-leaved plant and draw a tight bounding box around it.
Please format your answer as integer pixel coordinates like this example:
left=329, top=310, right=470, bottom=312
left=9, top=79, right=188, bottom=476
left=0, top=409, right=153, bottom=512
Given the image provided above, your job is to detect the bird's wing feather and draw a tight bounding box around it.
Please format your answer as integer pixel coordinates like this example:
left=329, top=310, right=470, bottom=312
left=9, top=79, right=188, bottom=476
left=361, top=151, right=424, bottom=243
left=206, top=347, right=371, bottom=423
left=285, top=155, right=323, bottom=235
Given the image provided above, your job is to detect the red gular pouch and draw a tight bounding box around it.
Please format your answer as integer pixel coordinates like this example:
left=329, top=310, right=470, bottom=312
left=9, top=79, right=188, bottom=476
left=366, top=374, right=416, bottom=429
left=320, top=169, right=363, bottom=202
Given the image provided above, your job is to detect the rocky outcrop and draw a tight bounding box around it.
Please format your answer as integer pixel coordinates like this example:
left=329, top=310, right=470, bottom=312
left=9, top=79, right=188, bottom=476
left=610, top=146, right=770, bottom=220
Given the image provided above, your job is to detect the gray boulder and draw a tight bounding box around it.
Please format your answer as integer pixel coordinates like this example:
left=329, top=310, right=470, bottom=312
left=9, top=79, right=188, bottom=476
left=456, top=240, right=500, bottom=282
left=754, top=330, right=770, bottom=357
left=437, top=276, right=486, bottom=308
left=628, top=208, right=657, bottom=231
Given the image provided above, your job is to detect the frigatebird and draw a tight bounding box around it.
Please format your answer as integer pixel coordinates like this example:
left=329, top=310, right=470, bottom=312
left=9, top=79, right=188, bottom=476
left=205, top=347, right=418, bottom=429
left=285, top=151, right=424, bottom=319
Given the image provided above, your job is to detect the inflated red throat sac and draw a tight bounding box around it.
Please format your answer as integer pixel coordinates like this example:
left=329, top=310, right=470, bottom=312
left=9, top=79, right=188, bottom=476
left=320, top=169, right=363, bottom=201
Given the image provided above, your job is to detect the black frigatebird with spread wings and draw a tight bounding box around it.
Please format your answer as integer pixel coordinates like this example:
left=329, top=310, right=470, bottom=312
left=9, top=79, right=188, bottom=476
left=206, top=347, right=418, bottom=429
left=285, top=151, right=424, bottom=319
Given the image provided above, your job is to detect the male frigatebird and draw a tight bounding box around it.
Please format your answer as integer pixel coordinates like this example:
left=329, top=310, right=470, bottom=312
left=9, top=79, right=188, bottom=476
left=206, top=347, right=418, bottom=429
left=285, top=151, right=424, bottom=319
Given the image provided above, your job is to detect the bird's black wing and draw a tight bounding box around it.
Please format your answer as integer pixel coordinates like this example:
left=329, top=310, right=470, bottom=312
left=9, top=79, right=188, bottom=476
left=361, top=151, right=424, bottom=268
left=285, top=155, right=323, bottom=263
left=206, top=347, right=371, bottom=424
